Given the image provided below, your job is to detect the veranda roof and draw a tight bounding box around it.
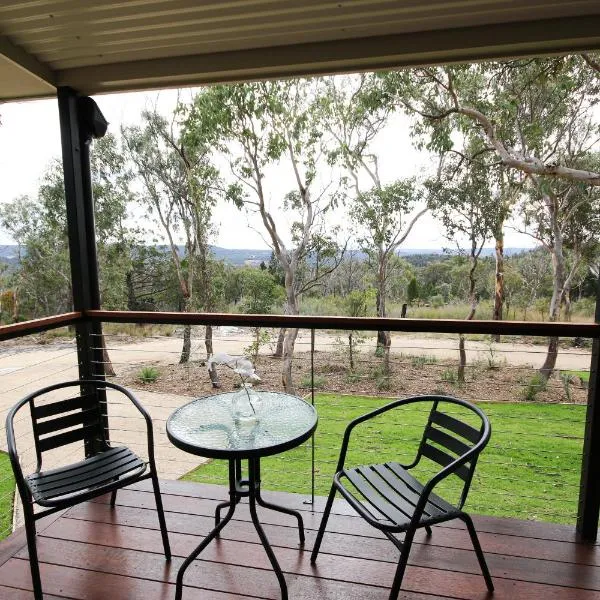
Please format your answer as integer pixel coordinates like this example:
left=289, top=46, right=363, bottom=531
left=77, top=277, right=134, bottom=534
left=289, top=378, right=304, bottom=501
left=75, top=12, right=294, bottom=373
left=1, top=0, right=600, bottom=101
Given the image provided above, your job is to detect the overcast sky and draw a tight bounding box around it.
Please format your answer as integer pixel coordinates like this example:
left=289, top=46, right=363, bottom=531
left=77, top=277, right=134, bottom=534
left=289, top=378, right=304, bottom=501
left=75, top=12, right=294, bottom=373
left=0, top=86, right=535, bottom=251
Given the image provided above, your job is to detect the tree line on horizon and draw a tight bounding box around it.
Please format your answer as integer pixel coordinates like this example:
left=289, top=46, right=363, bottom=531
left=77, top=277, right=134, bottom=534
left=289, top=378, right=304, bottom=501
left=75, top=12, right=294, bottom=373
left=1, top=53, right=599, bottom=393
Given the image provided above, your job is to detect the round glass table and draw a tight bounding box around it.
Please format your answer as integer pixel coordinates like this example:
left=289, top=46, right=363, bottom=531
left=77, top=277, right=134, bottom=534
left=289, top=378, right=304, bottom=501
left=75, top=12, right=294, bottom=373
left=167, top=391, right=318, bottom=600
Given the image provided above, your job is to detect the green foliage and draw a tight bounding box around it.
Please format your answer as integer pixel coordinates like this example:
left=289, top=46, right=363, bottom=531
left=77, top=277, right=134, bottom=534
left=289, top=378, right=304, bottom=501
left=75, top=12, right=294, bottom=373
left=407, top=277, right=419, bottom=304
left=560, top=373, right=574, bottom=402
left=0, top=135, right=133, bottom=318
left=238, top=268, right=283, bottom=314
left=441, top=368, right=457, bottom=384
left=521, top=373, right=548, bottom=402
left=299, top=374, right=326, bottom=389
left=138, top=366, right=160, bottom=384
left=410, top=355, right=438, bottom=368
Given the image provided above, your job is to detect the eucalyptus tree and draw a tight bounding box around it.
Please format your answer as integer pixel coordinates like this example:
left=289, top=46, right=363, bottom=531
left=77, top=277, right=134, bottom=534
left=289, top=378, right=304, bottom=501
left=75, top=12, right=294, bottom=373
left=384, top=57, right=600, bottom=375
left=122, top=107, right=223, bottom=375
left=429, top=146, right=500, bottom=382
left=519, top=159, right=600, bottom=377
left=0, top=134, right=133, bottom=318
left=0, top=134, right=133, bottom=374
left=320, top=74, right=427, bottom=371
left=350, top=180, right=425, bottom=373
left=184, top=79, right=343, bottom=393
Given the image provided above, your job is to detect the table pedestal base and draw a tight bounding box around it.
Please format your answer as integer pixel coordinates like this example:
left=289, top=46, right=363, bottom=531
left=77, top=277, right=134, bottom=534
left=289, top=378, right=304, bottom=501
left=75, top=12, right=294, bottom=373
left=175, top=457, right=305, bottom=600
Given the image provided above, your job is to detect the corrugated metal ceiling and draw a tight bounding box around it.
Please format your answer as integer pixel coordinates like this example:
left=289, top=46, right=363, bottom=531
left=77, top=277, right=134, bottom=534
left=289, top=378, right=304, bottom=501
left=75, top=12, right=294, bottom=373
left=1, top=0, right=600, bottom=100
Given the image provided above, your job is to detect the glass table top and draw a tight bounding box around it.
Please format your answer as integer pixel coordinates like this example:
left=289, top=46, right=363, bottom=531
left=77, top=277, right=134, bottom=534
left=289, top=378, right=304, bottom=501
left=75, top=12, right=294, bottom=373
left=167, top=391, right=318, bottom=458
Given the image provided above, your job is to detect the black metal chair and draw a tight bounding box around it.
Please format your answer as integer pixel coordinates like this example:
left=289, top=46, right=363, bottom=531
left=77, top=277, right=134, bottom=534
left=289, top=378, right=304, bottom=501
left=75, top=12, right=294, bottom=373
left=6, top=380, right=171, bottom=600
left=310, top=394, right=493, bottom=599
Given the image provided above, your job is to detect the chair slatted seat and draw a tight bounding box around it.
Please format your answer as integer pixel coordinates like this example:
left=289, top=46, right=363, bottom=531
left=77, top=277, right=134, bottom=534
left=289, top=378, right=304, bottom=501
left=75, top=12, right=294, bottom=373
left=311, top=395, right=493, bottom=600
left=339, top=461, right=458, bottom=529
left=27, top=446, right=146, bottom=506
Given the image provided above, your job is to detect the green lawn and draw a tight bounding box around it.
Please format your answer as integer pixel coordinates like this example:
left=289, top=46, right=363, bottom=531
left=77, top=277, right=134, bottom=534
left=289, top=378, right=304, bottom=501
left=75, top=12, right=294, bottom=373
left=562, top=369, right=590, bottom=383
left=0, top=451, right=15, bottom=541
left=183, top=394, right=586, bottom=524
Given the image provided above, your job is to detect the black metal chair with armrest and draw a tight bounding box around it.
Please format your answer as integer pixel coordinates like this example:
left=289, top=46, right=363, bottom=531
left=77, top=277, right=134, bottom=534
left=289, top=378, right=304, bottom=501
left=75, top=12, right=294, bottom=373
left=6, top=379, right=171, bottom=600
left=310, top=394, right=493, bottom=599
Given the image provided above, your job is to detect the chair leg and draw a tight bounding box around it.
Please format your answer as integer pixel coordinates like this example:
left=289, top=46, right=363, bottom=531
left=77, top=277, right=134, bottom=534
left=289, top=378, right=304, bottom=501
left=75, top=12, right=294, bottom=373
left=460, top=513, right=494, bottom=592
left=425, top=525, right=433, bottom=537
left=23, top=504, right=43, bottom=600
left=388, top=528, right=416, bottom=600
left=310, top=483, right=337, bottom=563
left=150, top=471, right=172, bottom=560
left=110, top=489, right=118, bottom=507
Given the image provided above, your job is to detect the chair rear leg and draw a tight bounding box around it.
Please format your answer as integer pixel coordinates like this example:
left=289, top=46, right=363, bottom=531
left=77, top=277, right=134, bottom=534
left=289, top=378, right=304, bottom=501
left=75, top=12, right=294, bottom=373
left=310, top=483, right=337, bottom=563
left=388, top=528, right=416, bottom=600
left=424, top=525, right=432, bottom=537
left=150, top=471, right=172, bottom=560
left=110, top=489, right=118, bottom=507
left=23, top=505, right=43, bottom=600
left=460, top=513, right=494, bottom=592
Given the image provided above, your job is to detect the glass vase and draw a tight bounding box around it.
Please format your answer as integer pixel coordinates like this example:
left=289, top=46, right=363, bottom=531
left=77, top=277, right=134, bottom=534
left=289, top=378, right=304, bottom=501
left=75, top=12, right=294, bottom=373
left=232, top=383, right=259, bottom=426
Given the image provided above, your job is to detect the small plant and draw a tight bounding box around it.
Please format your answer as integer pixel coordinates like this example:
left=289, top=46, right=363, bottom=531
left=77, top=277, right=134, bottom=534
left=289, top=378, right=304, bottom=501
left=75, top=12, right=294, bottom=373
left=300, top=375, right=326, bottom=389
left=138, top=366, right=160, bottom=384
left=376, top=375, right=392, bottom=391
left=411, top=355, right=438, bottom=368
left=521, top=372, right=547, bottom=402
left=560, top=373, right=575, bottom=402
left=345, top=370, right=363, bottom=384
left=441, top=368, right=457, bottom=385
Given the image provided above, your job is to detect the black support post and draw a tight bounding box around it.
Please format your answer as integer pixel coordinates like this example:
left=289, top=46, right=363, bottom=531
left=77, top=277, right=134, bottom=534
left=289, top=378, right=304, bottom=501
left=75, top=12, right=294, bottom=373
left=57, top=86, right=108, bottom=455
left=577, top=275, right=600, bottom=541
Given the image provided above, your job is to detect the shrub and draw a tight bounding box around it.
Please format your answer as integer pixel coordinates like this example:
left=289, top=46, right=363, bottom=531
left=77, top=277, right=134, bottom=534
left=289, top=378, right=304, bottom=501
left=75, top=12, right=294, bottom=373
left=345, top=371, right=364, bottom=383
left=441, top=368, right=457, bottom=384
left=411, top=355, right=438, bottom=368
left=138, top=366, right=160, bottom=383
left=521, top=372, right=547, bottom=401
left=299, top=375, right=326, bottom=389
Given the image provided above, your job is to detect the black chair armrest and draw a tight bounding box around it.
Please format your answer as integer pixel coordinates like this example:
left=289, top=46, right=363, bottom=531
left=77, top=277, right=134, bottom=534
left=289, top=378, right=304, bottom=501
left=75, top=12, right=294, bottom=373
left=92, top=380, right=157, bottom=466
left=5, top=396, right=33, bottom=497
left=335, top=396, right=432, bottom=472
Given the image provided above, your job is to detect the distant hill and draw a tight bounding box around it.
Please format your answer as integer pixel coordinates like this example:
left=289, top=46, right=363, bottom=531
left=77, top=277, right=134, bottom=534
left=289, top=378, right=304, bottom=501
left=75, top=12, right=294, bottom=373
left=0, top=244, right=532, bottom=269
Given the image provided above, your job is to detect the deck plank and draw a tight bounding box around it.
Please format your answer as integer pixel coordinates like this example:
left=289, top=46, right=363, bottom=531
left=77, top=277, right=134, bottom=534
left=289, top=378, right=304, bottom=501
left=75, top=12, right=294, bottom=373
left=0, top=480, right=598, bottom=600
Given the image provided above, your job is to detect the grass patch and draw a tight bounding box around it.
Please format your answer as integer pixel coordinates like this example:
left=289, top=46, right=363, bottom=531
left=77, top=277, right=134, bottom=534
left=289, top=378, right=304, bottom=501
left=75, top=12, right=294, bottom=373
left=183, top=394, right=585, bottom=524
left=0, top=451, right=15, bottom=541
left=561, top=369, right=590, bottom=383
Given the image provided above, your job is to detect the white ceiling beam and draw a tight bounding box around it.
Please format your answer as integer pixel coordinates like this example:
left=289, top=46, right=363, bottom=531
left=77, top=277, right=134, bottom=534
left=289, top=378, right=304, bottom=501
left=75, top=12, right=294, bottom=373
left=0, top=34, right=56, bottom=90
left=58, top=15, right=600, bottom=97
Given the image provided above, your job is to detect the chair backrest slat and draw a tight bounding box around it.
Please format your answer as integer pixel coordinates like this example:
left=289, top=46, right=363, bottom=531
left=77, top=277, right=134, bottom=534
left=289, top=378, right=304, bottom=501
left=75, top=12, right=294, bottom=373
left=421, top=442, right=471, bottom=481
left=35, top=407, right=99, bottom=437
left=29, top=390, right=106, bottom=461
left=430, top=410, right=480, bottom=444
left=427, top=425, right=471, bottom=457
left=37, top=423, right=101, bottom=453
left=32, top=394, right=95, bottom=420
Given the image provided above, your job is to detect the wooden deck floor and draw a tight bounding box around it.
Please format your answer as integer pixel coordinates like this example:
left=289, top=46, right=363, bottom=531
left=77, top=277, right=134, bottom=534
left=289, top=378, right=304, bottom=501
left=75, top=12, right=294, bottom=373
left=0, top=479, right=599, bottom=599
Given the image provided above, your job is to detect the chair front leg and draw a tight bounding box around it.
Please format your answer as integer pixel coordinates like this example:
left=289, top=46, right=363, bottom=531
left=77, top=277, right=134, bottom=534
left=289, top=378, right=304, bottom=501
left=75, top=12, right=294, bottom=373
left=23, top=503, right=43, bottom=600
left=460, top=513, right=494, bottom=592
left=150, top=470, right=171, bottom=560
left=388, top=527, right=417, bottom=600
left=310, top=482, right=338, bottom=563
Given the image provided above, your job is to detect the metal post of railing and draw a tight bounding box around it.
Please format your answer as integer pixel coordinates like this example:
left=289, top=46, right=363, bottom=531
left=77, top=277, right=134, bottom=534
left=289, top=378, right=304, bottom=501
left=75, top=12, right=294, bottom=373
left=310, top=328, right=315, bottom=506
left=577, top=274, right=600, bottom=541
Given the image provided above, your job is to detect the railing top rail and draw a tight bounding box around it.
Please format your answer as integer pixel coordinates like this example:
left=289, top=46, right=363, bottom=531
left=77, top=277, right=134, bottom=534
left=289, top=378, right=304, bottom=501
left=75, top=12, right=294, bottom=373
left=0, top=312, right=82, bottom=342
left=87, top=310, right=600, bottom=338
left=2, top=310, right=598, bottom=342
